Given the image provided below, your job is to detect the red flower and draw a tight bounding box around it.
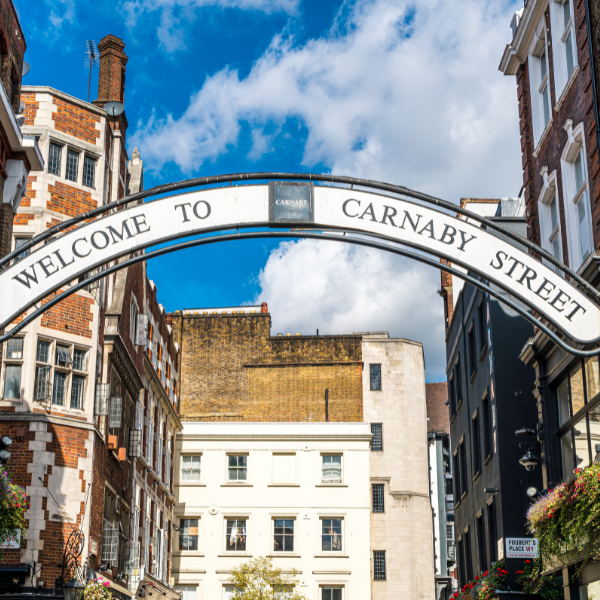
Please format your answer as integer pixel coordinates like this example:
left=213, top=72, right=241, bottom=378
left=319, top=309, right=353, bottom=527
left=525, top=560, right=531, bottom=563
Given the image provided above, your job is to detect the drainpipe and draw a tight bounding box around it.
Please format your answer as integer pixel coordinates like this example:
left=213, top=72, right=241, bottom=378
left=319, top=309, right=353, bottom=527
left=325, top=389, right=329, bottom=422
left=584, top=0, right=600, bottom=173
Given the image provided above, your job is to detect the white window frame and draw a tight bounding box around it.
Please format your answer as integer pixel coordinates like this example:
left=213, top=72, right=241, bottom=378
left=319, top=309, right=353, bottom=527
left=320, top=453, right=343, bottom=485
left=130, top=296, right=139, bottom=344
left=272, top=517, right=296, bottom=554
left=549, top=0, right=578, bottom=104
left=178, top=517, right=200, bottom=553
left=537, top=167, right=563, bottom=271
left=223, top=516, right=249, bottom=553
left=226, top=453, right=249, bottom=484
left=319, top=586, right=344, bottom=600
left=319, top=516, right=344, bottom=554
left=2, top=336, right=24, bottom=401
left=528, top=23, right=552, bottom=148
left=561, top=121, right=594, bottom=271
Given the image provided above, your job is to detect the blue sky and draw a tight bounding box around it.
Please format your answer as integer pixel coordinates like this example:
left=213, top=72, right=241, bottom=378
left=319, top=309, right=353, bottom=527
left=21, top=0, right=522, bottom=381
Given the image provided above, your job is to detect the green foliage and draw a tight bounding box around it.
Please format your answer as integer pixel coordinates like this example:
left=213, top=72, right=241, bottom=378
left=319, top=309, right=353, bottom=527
left=0, top=468, right=29, bottom=556
left=451, top=563, right=508, bottom=600
left=515, top=560, right=563, bottom=600
left=228, top=557, right=308, bottom=600
left=84, top=578, right=113, bottom=600
left=527, top=464, right=600, bottom=575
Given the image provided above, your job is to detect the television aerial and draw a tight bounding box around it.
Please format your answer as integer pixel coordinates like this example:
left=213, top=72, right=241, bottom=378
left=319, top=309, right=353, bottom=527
left=85, top=40, right=99, bottom=103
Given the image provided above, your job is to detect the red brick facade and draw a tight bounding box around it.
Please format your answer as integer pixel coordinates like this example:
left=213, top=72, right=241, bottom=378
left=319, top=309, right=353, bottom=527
left=52, top=96, right=101, bottom=145
left=40, top=291, right=94, bottom=338
left=47, top=182, right=96, bottom=218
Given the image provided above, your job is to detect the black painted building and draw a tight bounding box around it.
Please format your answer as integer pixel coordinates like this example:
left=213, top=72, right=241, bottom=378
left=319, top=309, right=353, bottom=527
left=443, top=199, right=542, bottom=590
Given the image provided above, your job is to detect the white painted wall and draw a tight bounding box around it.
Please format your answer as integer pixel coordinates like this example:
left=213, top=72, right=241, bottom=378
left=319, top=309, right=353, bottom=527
left=172, top=422, right=372, bottom=600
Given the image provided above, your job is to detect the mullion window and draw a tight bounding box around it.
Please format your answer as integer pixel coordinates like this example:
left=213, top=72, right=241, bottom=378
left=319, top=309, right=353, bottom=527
left=65, top=149, right=79, bottom=182
left=48, top=143, right=62, bottom=175
left=52, top=371, right=68, bottom=406
left=273, top=519, right=294, bottom=552
left=228, top=455, right=247, bottom=481
left=321, top=518, right=342, bottom=552
left=83, top=155, right=96, bottom=188
left=225, top=519, right=246, bottom=551
left=373, top=550, right=386, bottom=580
left=372, top=484, right=384, bottom=513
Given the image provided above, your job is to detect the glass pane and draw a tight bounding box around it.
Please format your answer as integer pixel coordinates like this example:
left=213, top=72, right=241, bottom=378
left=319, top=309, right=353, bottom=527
left=14, top=238, right=30, bottom=263
left=6, top=338, right=23, bottom=359
left=560, top=431, right=574, bottom=479
left=37, top=340, right=50, bottom=363
left=565, top=31, right=574, bottom=77
left=540, top=48, right=547, bottom=79
left=71, top=375, right=85, bottom=409
left=585, top=358, right=600, bottom=402
left=589, top=403, right=600, bottom=462
left=573, top=414, right=590, bottom=469
left=542, top=86, right=550, bottom=126
left=35, top=366, right=50, bottom=400
left=575, top=152, right=586, bottom=190
left=552, top=237, right=561, bottom=262
left=571, top=363, right=585, bottom=415
left=563, top=0, right=571, bottom=29
left=73, top=349, right=86, bottom=371
left=48, top=143, right=61, bottom=175
left=52, top=371, right=67, bottom=406
left=83, top=155, right=95, bottom=188
left=66, top=150, right=79, bottom=182
left=557, top=379, right=571, bottom=425
left=3, top=364, right=21, bottom=399
left=549, top=195, right=558, bottom=230
left=577, top=191, right=591, bottom=260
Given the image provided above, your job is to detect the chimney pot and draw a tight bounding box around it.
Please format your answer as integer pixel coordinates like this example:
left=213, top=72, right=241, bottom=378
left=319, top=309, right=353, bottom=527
left=95, top=34, right=128, bottom=107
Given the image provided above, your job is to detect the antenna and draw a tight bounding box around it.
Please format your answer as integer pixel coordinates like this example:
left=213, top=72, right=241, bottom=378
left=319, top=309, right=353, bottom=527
left=104, top=102, right=125, bottom=117
left=84, top=40, right=99, bottom=103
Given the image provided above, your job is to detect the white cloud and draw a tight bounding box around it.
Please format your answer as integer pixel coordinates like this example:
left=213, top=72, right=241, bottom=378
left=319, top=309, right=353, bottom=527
left=133, top=0, right=522, bottom=381
left=252, top=239, right=447, bottom=380
left=123, top=0, right=299, bottom=52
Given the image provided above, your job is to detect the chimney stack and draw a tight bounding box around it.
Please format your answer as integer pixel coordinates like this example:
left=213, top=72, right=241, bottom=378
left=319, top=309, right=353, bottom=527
left=94, top=34, right=128, bottom=106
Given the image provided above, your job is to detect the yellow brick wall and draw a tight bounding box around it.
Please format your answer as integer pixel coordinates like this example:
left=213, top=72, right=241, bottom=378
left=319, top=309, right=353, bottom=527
left=168, top=312, right=363, bottom=421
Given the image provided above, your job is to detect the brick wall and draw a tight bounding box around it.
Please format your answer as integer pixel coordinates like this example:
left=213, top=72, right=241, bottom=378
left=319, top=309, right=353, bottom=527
left=169, top=312, right=363, bottom=421
left=21, top=92, right=38, bottom=126
left=52, top=96, right=101, bottom=145
left=40, top=291, right=94, bottom=338
left=519, top=1, right=600, bottom=260
left=47, top=182, right=97, bottom=218
left=0, top=0, right=26, bottom=112
left=96, top=35, right=128, bottom=105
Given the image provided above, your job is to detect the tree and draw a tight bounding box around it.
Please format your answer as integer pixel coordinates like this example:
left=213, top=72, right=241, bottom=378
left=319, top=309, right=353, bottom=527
left=228, top=557, right=308, bottom=600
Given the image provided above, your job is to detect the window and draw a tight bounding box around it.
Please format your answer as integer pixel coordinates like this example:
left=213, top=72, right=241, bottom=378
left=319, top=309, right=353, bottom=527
left=467, top=325, right=476, bottom=380
left=176, top=586, right=196, bottom=600
left=52, top=371, right=68, bottom=405
left=225, top=518, right=246, bottom=551
left=538, top=178, right=563, bottom=270
left=459, top=440, right=468, bottom=495
left=13, top=237, right=30, bottom=264
left=453, top=449, right=461, bottom=499
left=482, top=391, right=492, bottom=461
left=478, top=299, right=486, bottom=354
left=550, top=0, right=578, bottom=100
left=457, top=537, right=466, bottom=589
left=472, top=412, right=481, bottom=475
left=477, top=514, right=486, bottom=572
left=373, top=550, right=386, bottom=580
left=564, top=146, right=593, bottom=269
left=321, top=588, right=342, bottom=600
left=322, top=455, right=342, bottom=483
left=83, top=155, right=96, bottom=188
left=181, top=455, right=201, bottom=481
left=223, top=587, right=235, bottom=600
left=48, top=142, right=62, bottom=176
left=464, top=528, right=473, bottom=581
left=73, top=349, right=86, bottom=371
left=555, top=358, right=600, bottom=477
left=448, top=372, right=456, bottom=417
left=321, top=518, right=342, bottom=552
left=56, top=345, right=73, bottom=366
left=273, top=518, right=294, bottom=552
left=487, top=501, right=497, bottom=563
left=71, top=375, right=85, bottom=409
left=130, top=300, right=139, bottom=344
left=179, top=518, right=198, bottom=551
left=372, top=484, right=384, bottom=513
left=529, top=28, right=551, bottom=145
left=370, top=364, right=382, bottom=391
left=65, top=149, right=79, bottom=182
left=6, top=338, right=23, bottom=359
left=371, top=423, right=383, bottom=451
left=3, top=364, right=21, bottom=399
left=454, top=354, right=463, bottom=408
left=228, top=455, right=247, bottom=481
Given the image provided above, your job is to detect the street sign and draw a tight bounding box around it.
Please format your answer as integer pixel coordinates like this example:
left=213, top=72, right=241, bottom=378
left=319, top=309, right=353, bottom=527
left=0, top=530, right=20, bottom=549
left=505, top=537, right=539, bottom=559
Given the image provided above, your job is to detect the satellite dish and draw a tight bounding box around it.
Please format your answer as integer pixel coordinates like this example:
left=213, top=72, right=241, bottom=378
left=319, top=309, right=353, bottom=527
left=104, top=101, right=125, bottom=117
left=22, top=61, right=30, bottom=77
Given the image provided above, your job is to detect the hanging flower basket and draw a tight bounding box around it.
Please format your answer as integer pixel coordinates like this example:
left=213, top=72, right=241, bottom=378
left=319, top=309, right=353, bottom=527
left=0, top=468, right=29, bottom=556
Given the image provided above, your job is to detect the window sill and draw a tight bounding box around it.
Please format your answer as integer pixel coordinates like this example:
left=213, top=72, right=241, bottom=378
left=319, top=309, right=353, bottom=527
left=267, top=484, right=300, bottom=487
left=314, top=554, right=349, bottom=559
left=469, top=371, right=476, bottom=385
left=221, top=483, right=253, bottom=487
left=555, top=64, right=580, bottom=112
left=461, top=491, right=468, bottom=501
left=218, top=553, right=253, bottom=558
left=473, top=470, right=482, bottom=482
left=315, top=484, right=348, bottom=488
left=532, top=117, right=553, bottom=158
left=269, top=553, right=301, bottom=558
left=479, top=346, right=487, bottom=362
left=172, top=551, right=204, bottom=557
left=456, top=400, right=463, bottom=412
left=450, top=413, right=457, bottom=425
left=483, top=454, right=493, bottom=467
left=176, top=482, right=206, bottom=487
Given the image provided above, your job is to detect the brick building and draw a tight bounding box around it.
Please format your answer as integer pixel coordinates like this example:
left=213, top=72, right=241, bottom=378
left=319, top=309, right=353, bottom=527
left=0, top=0, right=43, bottom=261
left=0, top=34, right=180, bottom=600
left=169, top=307, right=435, bottom=600
left=500, top=0, right=600, bottom=596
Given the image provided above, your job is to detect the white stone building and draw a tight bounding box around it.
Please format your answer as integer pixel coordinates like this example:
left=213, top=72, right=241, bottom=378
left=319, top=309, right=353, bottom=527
left=172, top=422, right=372, bottom=600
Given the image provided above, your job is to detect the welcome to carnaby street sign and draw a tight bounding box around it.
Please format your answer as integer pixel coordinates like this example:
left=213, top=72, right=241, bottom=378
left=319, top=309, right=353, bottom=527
left=1, top=175, right=599, bottom=354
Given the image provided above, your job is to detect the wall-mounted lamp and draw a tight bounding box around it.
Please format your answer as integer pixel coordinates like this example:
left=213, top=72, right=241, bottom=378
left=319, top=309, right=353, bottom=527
left=515, top=426, right=535, bottom=437
left=519, top=448, right=540, bottom=471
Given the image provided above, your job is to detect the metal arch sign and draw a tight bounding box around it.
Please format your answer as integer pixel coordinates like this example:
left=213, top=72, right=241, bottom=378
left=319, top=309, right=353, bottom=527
left=1, top=176, right=599, bottom=351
